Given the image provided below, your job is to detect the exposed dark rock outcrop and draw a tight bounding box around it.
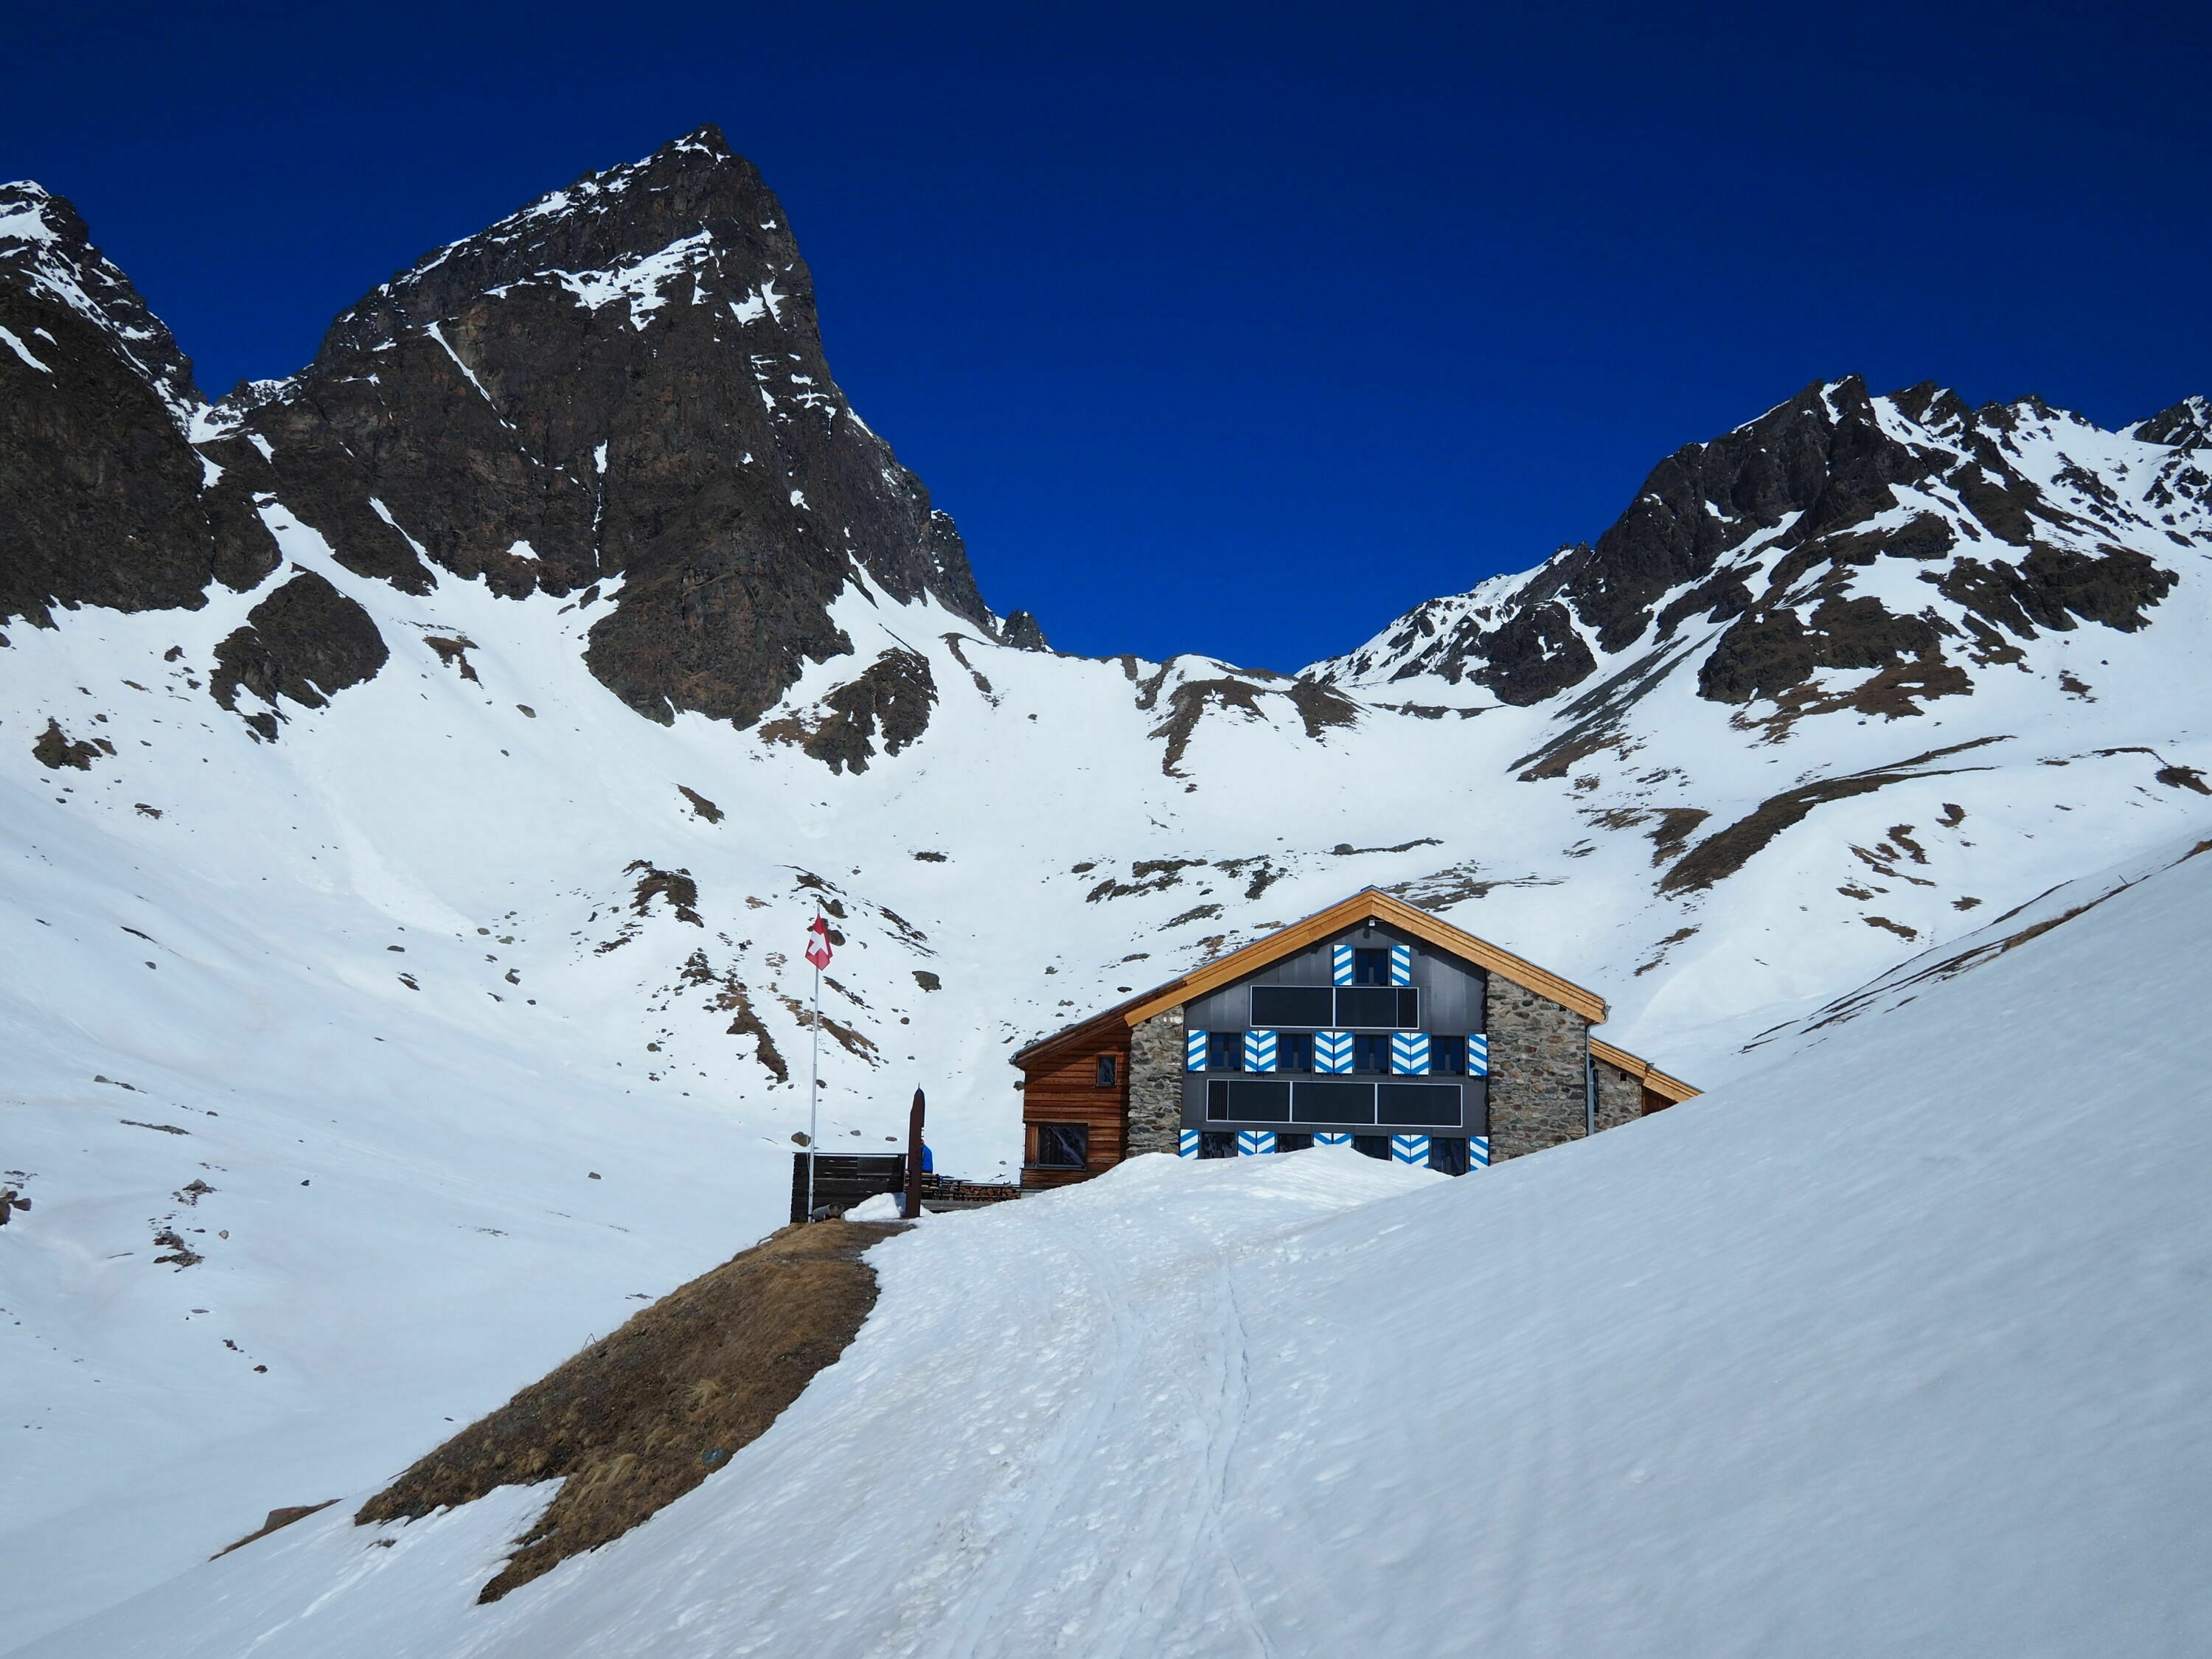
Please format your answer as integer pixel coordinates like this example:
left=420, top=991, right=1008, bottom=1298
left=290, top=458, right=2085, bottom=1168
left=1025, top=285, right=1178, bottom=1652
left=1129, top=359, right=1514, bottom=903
left=32, top=718, right=112, bottom=769
left=762, top=648, right=938, bottom=774
left=1659, top=738, right=2008, bottom=894
left=1000, top=610, right=1049, bottom=651
left=2130, top=396, right=2210, bottom=452
left=207, top=571, right=389, bottom=736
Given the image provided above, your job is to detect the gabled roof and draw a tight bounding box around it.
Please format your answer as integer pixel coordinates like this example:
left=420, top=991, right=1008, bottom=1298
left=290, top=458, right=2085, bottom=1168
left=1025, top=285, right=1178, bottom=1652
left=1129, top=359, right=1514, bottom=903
left=1124, top=888, right=1609, bottom=1025
left=1016, top=888, right=1611, bottom=1066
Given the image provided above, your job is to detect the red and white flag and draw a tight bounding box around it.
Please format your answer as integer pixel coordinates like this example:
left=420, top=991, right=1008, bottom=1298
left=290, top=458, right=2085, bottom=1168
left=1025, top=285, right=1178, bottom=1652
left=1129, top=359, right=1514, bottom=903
left=804, top=913, right=834, bottom=971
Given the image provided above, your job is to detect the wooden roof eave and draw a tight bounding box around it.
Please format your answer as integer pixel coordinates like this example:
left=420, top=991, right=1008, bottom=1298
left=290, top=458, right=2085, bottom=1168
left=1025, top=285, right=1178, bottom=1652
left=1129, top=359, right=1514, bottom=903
left=1118, top=888, right=1610, bottom=1027
left=1009, top=990, right=1178, bottom=1069
left=1588, top=1034, right=1701, bottom=1102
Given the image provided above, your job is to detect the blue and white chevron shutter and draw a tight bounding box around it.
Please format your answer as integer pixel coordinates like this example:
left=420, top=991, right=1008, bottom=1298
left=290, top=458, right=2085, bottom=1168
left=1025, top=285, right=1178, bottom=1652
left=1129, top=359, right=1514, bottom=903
left=1391, top=1032, right=1430, bottom=1074
left=1389, top=942, right=1412, bottom=985
left=1237, top=1130, right=1276, bottom=1156
left=1470, top=1135, right=1492, bottom=1167
left=1186, top=1029, right=1208, bottom=1072
left=1179, top=1129, right=1200, bottom=1158
left=1315, top=1132, right=1352, bottom=1147
left=1244, top=1029, right=1277, bottom=1072
left=1314, top=1031, right=1354, bottom=1074
left=1467, top=1033, right=1489, bottom=1076
left=1391, top=1134, right=1430, bottom=1166
left=1332, top=944, right=1354, bottom=985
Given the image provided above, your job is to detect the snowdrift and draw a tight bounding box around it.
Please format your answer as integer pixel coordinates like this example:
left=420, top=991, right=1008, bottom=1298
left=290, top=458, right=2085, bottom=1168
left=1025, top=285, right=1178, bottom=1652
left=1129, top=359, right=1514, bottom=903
left=23, top=830, right=2212, bottom=1658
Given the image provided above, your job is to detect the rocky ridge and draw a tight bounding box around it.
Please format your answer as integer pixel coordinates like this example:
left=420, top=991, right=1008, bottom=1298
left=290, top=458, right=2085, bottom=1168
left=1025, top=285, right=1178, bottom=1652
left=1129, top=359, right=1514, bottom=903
left=1312, top=377, right=2210, bottom=736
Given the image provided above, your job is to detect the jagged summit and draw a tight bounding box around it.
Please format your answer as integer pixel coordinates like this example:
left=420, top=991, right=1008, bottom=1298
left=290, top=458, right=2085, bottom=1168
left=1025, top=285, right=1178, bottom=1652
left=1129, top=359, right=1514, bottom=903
left=221, top=125, right=993, bottom=726
left=2131, top=394, right=2212, bottom=451
left=313, top=125, right=766, bottom=362
left=0, top=180, right=203, bottom=424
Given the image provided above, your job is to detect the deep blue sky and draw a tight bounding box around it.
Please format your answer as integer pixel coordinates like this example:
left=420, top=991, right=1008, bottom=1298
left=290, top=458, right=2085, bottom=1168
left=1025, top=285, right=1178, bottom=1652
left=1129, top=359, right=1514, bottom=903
left=7, top=2, right=2207, bottom=669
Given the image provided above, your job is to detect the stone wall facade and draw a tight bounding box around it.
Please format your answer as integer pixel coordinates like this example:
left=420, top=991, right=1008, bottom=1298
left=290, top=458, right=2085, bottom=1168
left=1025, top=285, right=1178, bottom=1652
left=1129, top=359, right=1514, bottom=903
left=1486, top=981, right=1592, bottom=1161
left=1593, top=1057, right=1644, bottom=1133
left=1124, top=1006, right=1186, bottom=1157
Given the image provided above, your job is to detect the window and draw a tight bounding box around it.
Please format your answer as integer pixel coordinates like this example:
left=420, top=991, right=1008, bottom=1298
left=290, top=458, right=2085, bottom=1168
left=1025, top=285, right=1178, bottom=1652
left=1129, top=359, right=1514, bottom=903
left=1430, top=1034, right=1466, bottom=1075
left=1352, top=947, right=1391, bottom=984
left=1034, top=1122, right=1088, bottom=1169
left=1351, top=1135, right=1392, bottom=1161
left=1334, top=987, right=1419, bottom=1029
left=1292, top=1080, right=1377, bottom=1124
left=1251, top=985, right=1419, bottom=1029
left=1352, top=1033, right=1392, bottom=1074
left=1275, top=1133, right=1315, bottom=1152
left=1197, top=1131, right=1237, bottom=1160
left=1276, top=1032, right=1315, bottom=1073
left=1251, top=985, right=1334, bottom=1028
left=1206, top=1032, right=1245, bottom=1072
left=1376, top=1082, right=1463, bottom=1126
left=1208, top=1079, right=1290, bottom=1121
left=1095, top=1054, right=1118, bottom=1087
left=1429, top=1137, right=1471, bottom=1176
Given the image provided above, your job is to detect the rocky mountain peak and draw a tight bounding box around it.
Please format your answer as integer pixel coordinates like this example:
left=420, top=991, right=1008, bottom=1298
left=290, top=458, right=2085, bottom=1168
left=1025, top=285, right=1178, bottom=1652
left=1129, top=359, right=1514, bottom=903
left=314, top=125, right=769, bottom=363
left=195, top=130, right=997, bottom=728
left=1315, top=377, right=2207, bottom=750
left=0, top=181, right=202, bottom=426
left=4, top=131, right=1006, bottom=741
left=2132, top=395, right=2211, bottom=451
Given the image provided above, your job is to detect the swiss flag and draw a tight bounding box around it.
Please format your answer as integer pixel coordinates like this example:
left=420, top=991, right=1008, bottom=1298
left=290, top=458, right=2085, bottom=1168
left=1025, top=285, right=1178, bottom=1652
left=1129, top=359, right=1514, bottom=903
left=804, top=913, right=834, bottom=971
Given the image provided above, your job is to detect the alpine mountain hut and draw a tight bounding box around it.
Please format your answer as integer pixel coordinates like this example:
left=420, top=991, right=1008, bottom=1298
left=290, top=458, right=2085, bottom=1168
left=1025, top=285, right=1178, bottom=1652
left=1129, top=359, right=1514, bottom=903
left=1013, top=888, right=1697, bottom=1188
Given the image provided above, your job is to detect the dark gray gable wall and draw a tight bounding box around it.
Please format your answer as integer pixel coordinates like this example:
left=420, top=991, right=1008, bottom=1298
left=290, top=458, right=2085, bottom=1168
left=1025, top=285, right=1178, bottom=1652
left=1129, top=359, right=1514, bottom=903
left=1123, top=918, right=1617, bottom=1165
left=1178, top=920, right=1489, bottom=1141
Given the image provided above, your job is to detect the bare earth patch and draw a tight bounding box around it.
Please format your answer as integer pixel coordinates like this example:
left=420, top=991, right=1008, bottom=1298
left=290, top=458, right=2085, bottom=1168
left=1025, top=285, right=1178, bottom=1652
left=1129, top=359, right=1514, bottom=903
left=355, top=1219, right=905, bottom=1601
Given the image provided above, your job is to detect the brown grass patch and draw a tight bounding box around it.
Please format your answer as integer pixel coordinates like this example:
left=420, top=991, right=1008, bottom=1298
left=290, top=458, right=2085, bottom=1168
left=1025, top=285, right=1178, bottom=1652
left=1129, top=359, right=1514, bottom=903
left=215, top=1500, right=337, bottom=1558
left=356, top=1220, right=905, bottom=1601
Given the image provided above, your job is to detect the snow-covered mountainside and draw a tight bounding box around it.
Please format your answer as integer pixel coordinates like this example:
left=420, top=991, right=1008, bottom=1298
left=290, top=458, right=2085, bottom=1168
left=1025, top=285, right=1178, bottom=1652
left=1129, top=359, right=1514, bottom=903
left=3, top=127, right=2210, bottom=1645
left=26, top=826, right=2212, bottom=1659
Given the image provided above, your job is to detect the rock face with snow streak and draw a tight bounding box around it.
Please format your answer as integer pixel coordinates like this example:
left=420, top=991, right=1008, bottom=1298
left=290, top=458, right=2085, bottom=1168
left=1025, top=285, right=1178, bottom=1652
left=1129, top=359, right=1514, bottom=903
left=218, top=126, right=990, bottom=728
left=0, top=184, right=280, bottom=627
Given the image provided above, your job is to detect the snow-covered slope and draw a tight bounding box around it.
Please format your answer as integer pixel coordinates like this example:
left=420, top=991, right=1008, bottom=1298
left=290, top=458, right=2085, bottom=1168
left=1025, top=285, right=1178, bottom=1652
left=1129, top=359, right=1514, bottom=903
left=5, top=128, right=2212, bottom=1646
left=26, top=825, right=2212, bottom=1659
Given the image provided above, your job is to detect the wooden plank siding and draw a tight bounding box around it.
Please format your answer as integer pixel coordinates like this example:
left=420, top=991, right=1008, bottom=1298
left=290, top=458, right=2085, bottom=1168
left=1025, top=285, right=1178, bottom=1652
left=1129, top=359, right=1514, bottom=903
left=1019, top=1024, right=1129, bottom=1192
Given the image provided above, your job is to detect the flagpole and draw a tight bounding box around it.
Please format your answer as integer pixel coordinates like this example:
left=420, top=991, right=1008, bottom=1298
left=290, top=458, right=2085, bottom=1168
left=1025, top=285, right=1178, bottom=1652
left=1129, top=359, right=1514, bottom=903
left=805, top=900, right=823, bottom=1223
